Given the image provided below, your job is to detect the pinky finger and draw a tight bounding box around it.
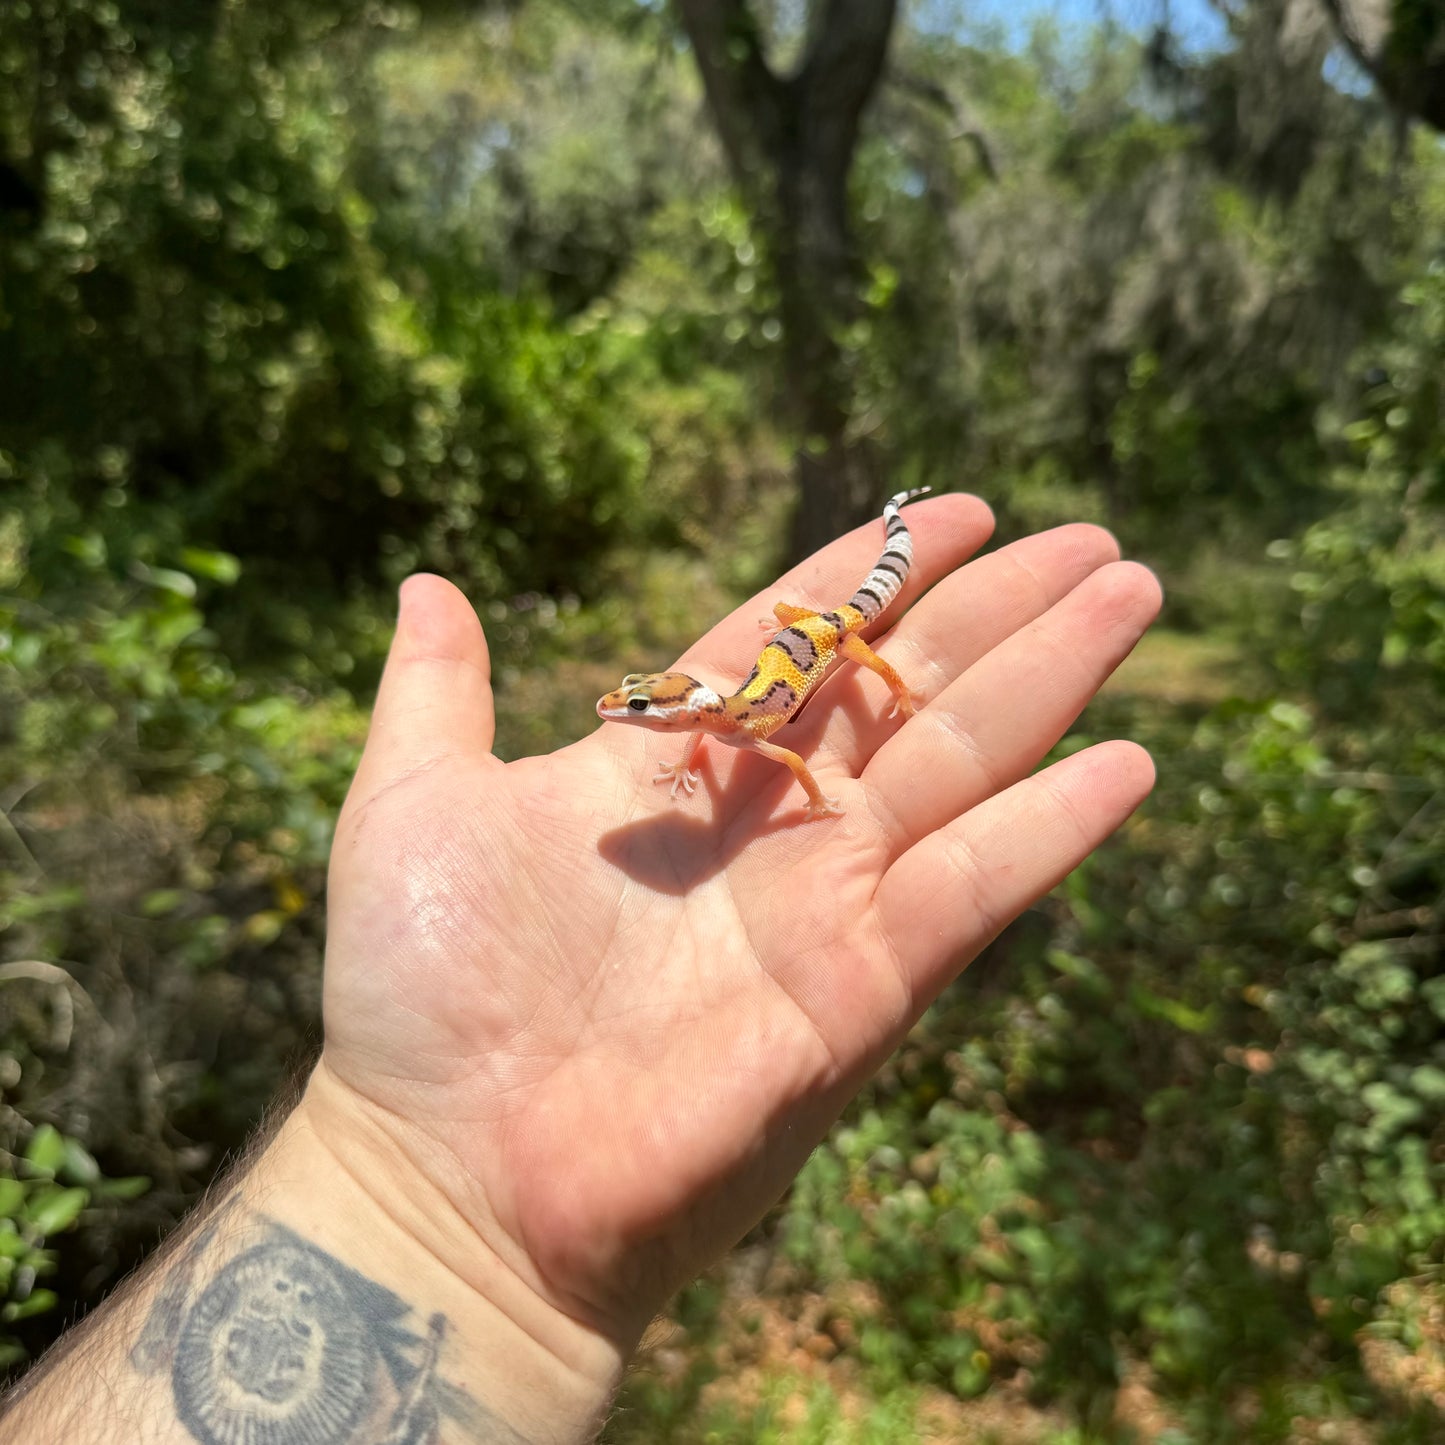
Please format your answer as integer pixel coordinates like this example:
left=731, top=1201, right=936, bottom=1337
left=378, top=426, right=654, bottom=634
left=873, top=741, right=1156, bottom=1005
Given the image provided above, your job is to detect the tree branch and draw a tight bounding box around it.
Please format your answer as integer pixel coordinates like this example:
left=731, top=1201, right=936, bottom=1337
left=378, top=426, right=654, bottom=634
left=889, top=66, right=999, bottom=180
left=1318, top=0, right=1445, bottom=131
left=672, top=0, right=785, bottom=201
left=797, top=0, right=900, bottom=189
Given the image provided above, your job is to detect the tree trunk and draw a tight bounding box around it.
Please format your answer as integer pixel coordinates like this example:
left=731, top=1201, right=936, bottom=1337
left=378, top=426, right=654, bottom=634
left=673, top=0, right=899, bottom=559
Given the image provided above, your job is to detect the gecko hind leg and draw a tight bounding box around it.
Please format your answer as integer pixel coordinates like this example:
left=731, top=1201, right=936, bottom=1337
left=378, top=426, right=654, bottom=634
left=756, top=601, right=817, bottom=635
left=839, top=632, right=919, bottom=719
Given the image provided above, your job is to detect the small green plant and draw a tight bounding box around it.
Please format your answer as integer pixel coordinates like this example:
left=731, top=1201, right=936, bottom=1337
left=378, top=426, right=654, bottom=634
left=0, top=1123, right=147, bottom=1368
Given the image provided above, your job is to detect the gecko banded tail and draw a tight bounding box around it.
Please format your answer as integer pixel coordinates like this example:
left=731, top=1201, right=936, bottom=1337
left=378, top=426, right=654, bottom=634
left=845, top=487, right=932, bottom=623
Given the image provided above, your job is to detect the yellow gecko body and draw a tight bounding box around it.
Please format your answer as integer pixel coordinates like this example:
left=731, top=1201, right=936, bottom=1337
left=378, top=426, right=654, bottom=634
left=596, top=488, right=929, bottom=818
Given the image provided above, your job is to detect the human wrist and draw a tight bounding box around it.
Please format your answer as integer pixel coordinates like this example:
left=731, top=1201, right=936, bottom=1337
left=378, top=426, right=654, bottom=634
left=2, top=1065, right=627, bottom=1444
left=282, top=1062, right=629, bottom=1441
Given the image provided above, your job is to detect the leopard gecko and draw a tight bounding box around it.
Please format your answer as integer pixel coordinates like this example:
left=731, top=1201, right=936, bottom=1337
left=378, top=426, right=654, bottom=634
left=596, top=488, right=930, bottom=818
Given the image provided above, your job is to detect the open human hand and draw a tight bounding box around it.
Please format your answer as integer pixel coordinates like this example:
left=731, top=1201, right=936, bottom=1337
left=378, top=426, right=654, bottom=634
left=318, top=493, right=1160, bottom=1362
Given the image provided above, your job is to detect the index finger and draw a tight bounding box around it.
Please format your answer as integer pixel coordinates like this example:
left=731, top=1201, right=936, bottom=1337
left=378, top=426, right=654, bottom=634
left=675, top=492, right=996, bottom=686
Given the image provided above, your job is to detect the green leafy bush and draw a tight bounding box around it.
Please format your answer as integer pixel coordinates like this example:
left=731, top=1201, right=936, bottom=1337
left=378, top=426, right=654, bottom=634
left=0, top=0, right=660, bottom=682
left=772, top=246, right=1445, bottom=1441
left=0, top=539, right=364, bottom=1364
left=0, top=1123, right=147, bottom=1368
left=782, top=678, right=1442, bottom=1437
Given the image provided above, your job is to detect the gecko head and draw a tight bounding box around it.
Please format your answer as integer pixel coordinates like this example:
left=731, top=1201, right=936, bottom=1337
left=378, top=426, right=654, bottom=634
left=596, top=672, right=719, bottom=730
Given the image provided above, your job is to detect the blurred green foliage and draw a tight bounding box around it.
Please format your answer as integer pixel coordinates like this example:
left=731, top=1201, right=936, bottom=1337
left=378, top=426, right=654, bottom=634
left=0, top=0, right=664, bottom=685
left=3, top=0, right=1444, bottom=1438
left=0, top=540, right=363, bottom=1363
left=771, top=259, right=1445, bottom=1442
left=0, top=1122, right=146, bottom=1370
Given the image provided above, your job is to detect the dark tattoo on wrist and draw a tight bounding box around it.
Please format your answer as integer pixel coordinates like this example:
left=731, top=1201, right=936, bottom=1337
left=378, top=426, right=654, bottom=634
left=131, top=1211, right=519, bottom=1444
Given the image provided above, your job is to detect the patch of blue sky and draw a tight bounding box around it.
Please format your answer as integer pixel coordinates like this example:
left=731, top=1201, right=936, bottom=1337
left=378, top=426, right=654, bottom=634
left=908, top=0, right=1381, bottom=100
left=909, top=0, right=1228, bottom=55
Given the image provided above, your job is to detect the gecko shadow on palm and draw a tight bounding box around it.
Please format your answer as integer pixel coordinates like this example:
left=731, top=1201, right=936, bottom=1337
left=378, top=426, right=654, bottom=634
left=597, top=770, right=807, bottom=894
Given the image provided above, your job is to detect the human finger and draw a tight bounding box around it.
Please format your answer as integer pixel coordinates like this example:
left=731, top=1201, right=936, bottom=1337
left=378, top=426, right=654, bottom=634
left=873, top=740, right=1156, bottom=1004
left=861, top=560, right=1161, bottom=846
left=779, top=523, right=1124, bottom=772
left=350, top=574, right=499, bottom=805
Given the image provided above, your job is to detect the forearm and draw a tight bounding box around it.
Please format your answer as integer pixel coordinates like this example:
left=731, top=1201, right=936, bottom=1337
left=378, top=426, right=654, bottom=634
left=0, top=1068, right=625, bottom=1445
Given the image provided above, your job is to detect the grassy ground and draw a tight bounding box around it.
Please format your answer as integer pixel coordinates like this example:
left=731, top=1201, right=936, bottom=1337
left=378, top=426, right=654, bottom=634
left=1100, top=629, right=1243, bottom=707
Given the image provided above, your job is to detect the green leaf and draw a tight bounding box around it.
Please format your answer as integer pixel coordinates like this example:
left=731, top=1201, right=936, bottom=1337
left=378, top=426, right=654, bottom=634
left=61, top=533, right=106, bottom=568
left=1421, top=977, right=1445, bottom=1022
left=23, top=1186, right=89, bottom=1236
left=1130, top=986, right=1214, bottom=1034
left=93, top=1176, right=151, bottom=1202
left=60, top=1139, right=100, bottom=1187
left=243, top=909, right=287, bottom=944
left=1408, top=1065, right=1445, bottom=1104
left=2, top=1289, right=59, bottom=1323
left=1048, top=949, right=1109, bottom=994
left=179, top=547, right=242, bottom=585
left=140, top=565, right=198, bottom=599
left=23, top=1126, right=66, bottom=1177
left=141, top=889, right=185, bottom=917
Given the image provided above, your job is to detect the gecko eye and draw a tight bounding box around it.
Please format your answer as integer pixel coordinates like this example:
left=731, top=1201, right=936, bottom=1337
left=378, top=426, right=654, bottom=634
left=627, top=696, right=650, bottom=713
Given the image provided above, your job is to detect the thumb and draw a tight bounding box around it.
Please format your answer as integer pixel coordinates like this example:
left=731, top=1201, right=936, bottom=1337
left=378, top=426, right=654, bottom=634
left=352, top=574, right=498, bottom=799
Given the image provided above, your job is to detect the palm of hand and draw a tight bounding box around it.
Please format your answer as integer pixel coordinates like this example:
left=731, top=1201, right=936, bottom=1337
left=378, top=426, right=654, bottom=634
left=321, top=496, right=1160, bottom=1339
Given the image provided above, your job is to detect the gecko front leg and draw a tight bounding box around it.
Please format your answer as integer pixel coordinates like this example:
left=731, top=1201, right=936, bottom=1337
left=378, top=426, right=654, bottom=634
left=653, top=731, right=705, bottom=801
left=751, top=739, right=843, bottom=819
left=597, top=485, right=930, bottom=820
